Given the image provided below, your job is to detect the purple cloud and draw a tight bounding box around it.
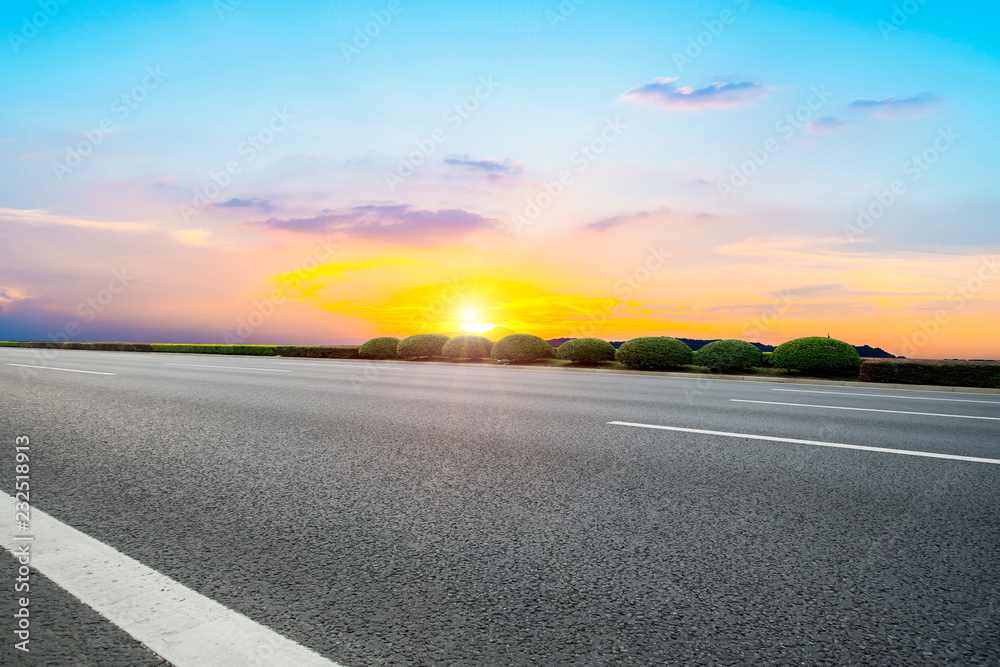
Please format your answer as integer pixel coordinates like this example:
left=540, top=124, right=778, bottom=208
left=849, top=93, right=939, bottom=119
left=248, top=204, right=504, bottom=243
left=445, top=155, right=525, bottom=174
left=805, top=116, right=850, bottom=134
left=444, top=155, right=525, bottom=182
left=621, top=78, right=771, bottom=110
left=587, top=207, right=671, bottom=231
left=212, top=197, right=274, bottom=211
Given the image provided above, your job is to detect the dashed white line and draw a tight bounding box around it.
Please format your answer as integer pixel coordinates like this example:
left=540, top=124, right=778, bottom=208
left=4, top=363, right=116, bottom=376
left=272, top=361, right=351, bottom=366
left=772, top=388, right=1000, bottom=405
left=731, top=399, right=1000, bottom=421
left=0, top=492, right=343, bottom=667
left=608, top=422, right=1000, bottom=465
left=164, top=363, right=290, bottom=373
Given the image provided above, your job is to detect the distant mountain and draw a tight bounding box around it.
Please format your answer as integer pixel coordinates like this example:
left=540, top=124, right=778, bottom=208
left=547, top=337, right=898, bottom=358
left=852, top=344, right=899, bottom=358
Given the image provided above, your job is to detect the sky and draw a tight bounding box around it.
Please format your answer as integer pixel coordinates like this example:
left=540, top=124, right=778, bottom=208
left=1, top=0, right=998, bottom=358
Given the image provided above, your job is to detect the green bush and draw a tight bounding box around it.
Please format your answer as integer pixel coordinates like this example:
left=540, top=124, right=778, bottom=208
left=615, top=337, right=693, bottom=370
left=0, top=341, right=19, bottom=347
left=19, top=342, right=155, bottom=352
left=358, top=337, right=401, bottom=360
left=761, top=351, right=773, bottom=366
left=694, top=339, right=764, bottom=370
left=556, top=338, right=616, bottom=363
left=860, top=359, right=1000, bottom=389
left=150, top=344, right=276, bottom=355
left=275, top=346, right=359, bottom=358
left=397, top=334, right=450, bottom=359
left=770, top=337, right=861, bottom=373
left=490, top=334, right=555, bottom=362
left=442, top=335, right=494, bottom=359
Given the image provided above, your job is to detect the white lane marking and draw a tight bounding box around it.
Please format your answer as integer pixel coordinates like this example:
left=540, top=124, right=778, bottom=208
left=772, top=388, right=1000, bottom=405
left=272, top=361, right=353, bottom=366
left=731, top=399, right=1000, bottom=421
left=272, top=361, right=402, bottom=368
left=3, top=363, right=116, bottom=376
left=164, top=363, right=290, bottom=373
left=0, top=492, right=343, bottom=667
left=607, top=422, right=1000, bottom=465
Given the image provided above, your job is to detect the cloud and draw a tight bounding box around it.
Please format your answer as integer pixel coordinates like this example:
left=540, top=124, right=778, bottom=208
left=849, top=93, right=939, bottom=119
left=445, top=155, right=525, bottom=174
left=444, top=155, right=525, bottom=182
left=0, top=207, right=214, bottom=247
left=211, top=197, right=274, bottom=212
left=248, top=204, right=505, bottom=243
left=805, top=116, right=849, bottom=134
left=771, top=284, right=844, bottom=298
left=620, top=78, right=771, bottom=110
left=0, top=207, right=155, bottom=233
left=587, top=206, right=671, bottom=231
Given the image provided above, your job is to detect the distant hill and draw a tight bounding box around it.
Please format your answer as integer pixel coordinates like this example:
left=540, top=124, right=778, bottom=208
left=546, top=337, right=898, bottom=358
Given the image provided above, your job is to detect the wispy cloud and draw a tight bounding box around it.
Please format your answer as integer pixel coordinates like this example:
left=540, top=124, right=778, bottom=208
left=849, top=93, right=939, bottom=119
left=587, top=206, right=671, bottom=231
left=211, top=197, right=274, bottom=212
left=0, top=208, right=213, bottom=246
left=620, top=78, right=771, bottom=110
left=0, top=207, right=155, bottom=233
left=444, top=155, right=526, bottom=183
left=805, top=116, right=849, bottom=134
left=248, top=204, right=505, bottom=243
left=445, top=155, right=525, bottom=175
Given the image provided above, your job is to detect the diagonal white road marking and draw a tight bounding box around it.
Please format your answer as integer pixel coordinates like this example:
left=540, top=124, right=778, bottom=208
left=1, top=493, right=342, bottom=666
left=731, top=399, right=1000, bottom=421
left=608, top=422, right=1000, bottom=465
left=164, top=363, right=290, bottom=373
left=4, top=363, right=116, bottom=376
left=772, top=388, right=1000, bottom=404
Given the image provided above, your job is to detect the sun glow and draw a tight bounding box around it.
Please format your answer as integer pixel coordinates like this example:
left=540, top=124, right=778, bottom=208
left=460, top=322, right=502, bottom=334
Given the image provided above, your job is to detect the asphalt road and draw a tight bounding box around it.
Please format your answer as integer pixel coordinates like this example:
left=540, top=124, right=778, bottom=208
left=1, top=348, right=998, bottom=666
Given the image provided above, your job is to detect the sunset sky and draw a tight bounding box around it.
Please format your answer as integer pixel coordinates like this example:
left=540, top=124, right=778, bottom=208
left=1, top=0, right=998, bottom=358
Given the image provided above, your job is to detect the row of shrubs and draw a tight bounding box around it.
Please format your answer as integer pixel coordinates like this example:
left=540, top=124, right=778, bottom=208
left=860, top=359, right=1000, bottom=389
left=5, top=337, right=996, bottom=388
left=360, top=333, right=864, bottom=372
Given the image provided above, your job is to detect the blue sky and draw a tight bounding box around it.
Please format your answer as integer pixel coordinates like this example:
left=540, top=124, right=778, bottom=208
left=1, top=0, right=998, bottom=355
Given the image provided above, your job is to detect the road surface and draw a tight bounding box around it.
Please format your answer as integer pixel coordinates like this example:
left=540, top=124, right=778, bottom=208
left=1, top=348, right=998, bottom=665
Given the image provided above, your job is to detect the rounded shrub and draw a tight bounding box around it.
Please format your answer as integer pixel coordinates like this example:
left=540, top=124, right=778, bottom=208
left=397, top=333, right=450, bottom=359
left=556, top=338, right=616, bottom=363
left=615, top=337, right=693, bottom=370
left=358, top=337, right=401, bottom=360
left=694, top=339, right=764, bottom=371
left=770, top=337, right=861, bottom=373
left=490, top=334, right=555, bottom=362
left=442, top=335, right=494, bottom=359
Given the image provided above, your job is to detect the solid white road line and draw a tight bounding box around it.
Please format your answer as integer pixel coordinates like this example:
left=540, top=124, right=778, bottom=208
left=3, top=363, right=116, bottom=376
left=731, top=399, right=1000, bottom=421
left=772, top=388, right=1000, bottom=405
left=607, top=422, right=1000, bottom=465
left=164, top=363, right=290, bottom=372
left=0, top=492, right=342, bottom=667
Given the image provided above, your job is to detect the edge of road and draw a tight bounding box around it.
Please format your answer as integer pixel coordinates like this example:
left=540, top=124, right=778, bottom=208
left=29, top=349, right=994, bottom=395
left=350, top=358, right=1000, bottom=394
